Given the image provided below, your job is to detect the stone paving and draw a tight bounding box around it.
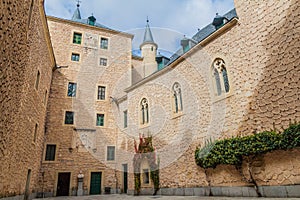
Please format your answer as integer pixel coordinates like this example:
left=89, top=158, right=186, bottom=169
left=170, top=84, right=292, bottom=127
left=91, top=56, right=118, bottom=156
left=33, top=194, right=300, bottom=200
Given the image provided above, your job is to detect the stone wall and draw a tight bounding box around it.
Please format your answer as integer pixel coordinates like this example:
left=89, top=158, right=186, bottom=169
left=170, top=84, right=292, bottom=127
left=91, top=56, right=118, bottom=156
left=42, top=17, right=132, bottom=195
left=122, top=0, right=300, bottom=192
left=0, top=0, right=54, bottom=198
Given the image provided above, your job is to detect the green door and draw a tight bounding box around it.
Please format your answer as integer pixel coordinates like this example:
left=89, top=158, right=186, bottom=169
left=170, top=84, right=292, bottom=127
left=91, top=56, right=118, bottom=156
left=90, top=172, right=101, bottom=195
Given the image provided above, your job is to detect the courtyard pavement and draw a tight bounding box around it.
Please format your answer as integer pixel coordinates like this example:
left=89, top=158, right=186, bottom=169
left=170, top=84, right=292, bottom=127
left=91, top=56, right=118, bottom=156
left=33, top=194, right=300, bottom=200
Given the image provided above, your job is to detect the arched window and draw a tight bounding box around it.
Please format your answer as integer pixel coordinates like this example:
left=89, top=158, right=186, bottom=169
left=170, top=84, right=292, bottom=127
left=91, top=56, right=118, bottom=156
left=173, top=82, right=183, bottom=113
left=140, top=98, right=149, bottom=124
left=212, top=58, right=230, bottom=96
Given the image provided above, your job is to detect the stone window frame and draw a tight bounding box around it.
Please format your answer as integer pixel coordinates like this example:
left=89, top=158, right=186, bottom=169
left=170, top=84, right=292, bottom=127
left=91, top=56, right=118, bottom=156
left=67, top=82, right=77, bottom=98
left=139, top=97, right=150, bottom=127
left=96, top=113, right=105, bottom=127
left=99, top=57, right=108, bottom=66
left=211, top=57, right=233, bottom=102
left=100, top=37, right=109, bottom=50
left=95, top=111, right=107, bottom=128
left=71, top=52, right=80, bottom=62
left=43, top=143, right=59, bottom=163
left=64, top=110, right=75, bottom=126
left=106, top=145, right=116, bottom=161
left=172, top=82, right=183, bottom=112
left=72, top=31, right=83, bottom=45
left=96, top=85, right=107, bottom=101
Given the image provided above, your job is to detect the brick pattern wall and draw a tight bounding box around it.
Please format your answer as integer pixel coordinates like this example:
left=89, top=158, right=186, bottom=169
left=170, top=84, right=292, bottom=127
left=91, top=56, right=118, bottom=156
left=0, top=0, right=54, bottom=198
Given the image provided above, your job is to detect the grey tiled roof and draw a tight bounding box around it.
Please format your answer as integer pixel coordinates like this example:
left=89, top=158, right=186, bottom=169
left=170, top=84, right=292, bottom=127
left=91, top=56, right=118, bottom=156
left=192, top=8, right=237, bottom=42
left=167, top=8, right=238, bottom=66
left=71, top=18, right=116, bottom=31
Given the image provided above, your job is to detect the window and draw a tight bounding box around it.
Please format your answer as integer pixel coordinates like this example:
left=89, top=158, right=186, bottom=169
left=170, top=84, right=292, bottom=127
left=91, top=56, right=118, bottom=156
left=71, top=53, right=80, bottom=61
left=173, top=82, right=183, bottom=113
left=212, top=58, right=230, bottom=96
left=100, top=37, right=108, bottom=49
left=96, top=114, right=104, bottom=126
left=65, top=111, right=74, bottom=125
left=140, top=98, right=149, bottom=124
left=45, top=144, right=56, bottom=161
left=44, top=90, right=48, bottom=104
left=97, top=86, right=106, bottom=100
left=73, top=32, right=82, bottom=44
left=67, top=82, right=77, bottom=97
left=143, top=169, right=150, bottom=184
left=100, top=58, right=107, bottom=66
left=33, top=124, right=38, bottom=142
left=124, top=110, right=128, bottom=128
left=107, top=146, right=115, bottom=161
left=35, top=70, right=40, bottom=90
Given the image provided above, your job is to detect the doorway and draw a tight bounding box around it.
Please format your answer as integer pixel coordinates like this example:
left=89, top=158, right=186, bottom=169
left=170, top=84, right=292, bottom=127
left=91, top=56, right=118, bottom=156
left=56, top=172, right=71, bottom=196
left=90, top=172, right=102, bottom=195
left=123, top=164, right=128, bottom=193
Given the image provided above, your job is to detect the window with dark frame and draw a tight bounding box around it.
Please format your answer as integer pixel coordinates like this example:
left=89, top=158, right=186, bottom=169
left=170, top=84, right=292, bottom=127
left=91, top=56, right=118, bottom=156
left=33, top=124, right=38, bottom=142
left=73, top=32, right=82, bottom=44
left=100, top=37, right=108, bottom=49
left=71, top=53, right=80, bottom=61
left=124, top=110, right=128, bottom=128
left=67, top=82, right=77, bottom=97
left=96, top=114, right=104, bottom=126
left=107, top=146, right=115, bottom=161
left=45, top=144, right=56, bottom=161
left=64, top=111, right=74, bottom=125
left=100, top=58, right=107, bottom=66
left=35, top=70, right=40, bottom=90
left=97, top=86, right=106, bottom=100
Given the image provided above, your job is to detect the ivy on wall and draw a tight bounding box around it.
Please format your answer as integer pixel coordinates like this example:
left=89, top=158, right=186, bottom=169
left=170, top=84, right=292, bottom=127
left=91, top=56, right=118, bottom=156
left=195, top=123, right=300, bottom=169
left=133, top=135, right=159, bottom=195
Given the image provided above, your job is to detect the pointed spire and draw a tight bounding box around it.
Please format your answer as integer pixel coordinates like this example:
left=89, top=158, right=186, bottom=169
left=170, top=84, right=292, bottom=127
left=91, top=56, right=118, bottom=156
left=142, top=18, right=155, bottom=44
left=72, top=0, right=82, bottom=20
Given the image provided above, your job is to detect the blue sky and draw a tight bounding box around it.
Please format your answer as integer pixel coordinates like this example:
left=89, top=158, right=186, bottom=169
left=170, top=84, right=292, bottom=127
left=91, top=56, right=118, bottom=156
left=45, top=0, right=235, bottom=55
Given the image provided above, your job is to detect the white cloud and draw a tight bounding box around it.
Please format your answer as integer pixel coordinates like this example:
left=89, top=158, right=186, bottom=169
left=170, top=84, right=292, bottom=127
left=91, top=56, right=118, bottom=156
left=45, top=0, right=234, bottom=54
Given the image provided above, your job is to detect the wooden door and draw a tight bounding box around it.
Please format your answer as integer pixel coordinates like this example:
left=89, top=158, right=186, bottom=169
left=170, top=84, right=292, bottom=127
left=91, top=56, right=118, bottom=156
left=56, top=172, right=70, bottom=196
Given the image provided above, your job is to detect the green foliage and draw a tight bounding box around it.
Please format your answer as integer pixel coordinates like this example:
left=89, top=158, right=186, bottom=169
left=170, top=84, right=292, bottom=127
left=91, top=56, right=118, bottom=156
left=195, top=123, right=300, bottom=169
left=133, top=136, right=160, bottom=195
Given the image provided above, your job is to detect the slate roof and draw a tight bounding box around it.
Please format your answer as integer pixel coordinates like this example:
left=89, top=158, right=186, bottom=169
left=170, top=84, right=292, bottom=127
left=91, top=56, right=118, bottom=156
left=143, top=21, right=155, bottom=44
left=70, top=5, right=119, bottom=32
left=167, top=8, right=238, bottom=65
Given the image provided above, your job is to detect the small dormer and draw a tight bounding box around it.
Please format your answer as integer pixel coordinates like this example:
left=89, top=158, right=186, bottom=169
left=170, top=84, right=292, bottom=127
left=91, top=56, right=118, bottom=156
left=180, top=35, right=197, bottom=53
left=156, top=52, right=170, bottom=70
left=88, top=15, right=96, bottom=26
left=212, top=13, right=228, bottom=29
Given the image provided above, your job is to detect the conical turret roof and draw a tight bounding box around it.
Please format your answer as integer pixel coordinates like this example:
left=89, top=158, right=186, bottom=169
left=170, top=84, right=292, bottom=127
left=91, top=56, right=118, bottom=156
left=140, top=19, right=157, bottom=48
left=72, top=4, right=82, bottom=20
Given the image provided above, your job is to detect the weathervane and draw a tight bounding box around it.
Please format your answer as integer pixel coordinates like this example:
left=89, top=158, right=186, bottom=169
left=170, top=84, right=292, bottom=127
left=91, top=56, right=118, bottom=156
left=76, top=0, right=82, bottom=7
left=146, top=16, right=149, bottom=23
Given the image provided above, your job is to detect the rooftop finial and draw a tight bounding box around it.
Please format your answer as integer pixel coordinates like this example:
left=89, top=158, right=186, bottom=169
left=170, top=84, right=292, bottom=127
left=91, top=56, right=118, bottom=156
left=146, top=16, right=149, bottom=23
left=76, top=0, right=81, bottom=7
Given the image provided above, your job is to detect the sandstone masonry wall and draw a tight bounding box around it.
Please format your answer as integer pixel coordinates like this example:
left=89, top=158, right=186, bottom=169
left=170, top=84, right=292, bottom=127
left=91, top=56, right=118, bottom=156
left=0, top=0, right=54, bottom=198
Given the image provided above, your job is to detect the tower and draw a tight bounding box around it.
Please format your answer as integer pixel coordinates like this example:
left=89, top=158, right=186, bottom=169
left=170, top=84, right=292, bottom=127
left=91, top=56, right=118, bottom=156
left=140, top=19, right=158, bottom=77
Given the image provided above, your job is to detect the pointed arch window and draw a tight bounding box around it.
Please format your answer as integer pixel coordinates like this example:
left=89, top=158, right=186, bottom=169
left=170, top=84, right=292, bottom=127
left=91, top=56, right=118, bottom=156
left=212, top=58, right=230, bottom=96
left=173, top=82, right=183, bottom=113
left=140, top=98, right=149, bottom=124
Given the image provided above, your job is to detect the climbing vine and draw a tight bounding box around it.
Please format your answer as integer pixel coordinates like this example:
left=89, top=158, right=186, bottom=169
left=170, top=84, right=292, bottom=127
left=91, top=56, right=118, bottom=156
left=195, top=122, right=300, bottom=169
left=133, top=135, right=159, bottom=195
